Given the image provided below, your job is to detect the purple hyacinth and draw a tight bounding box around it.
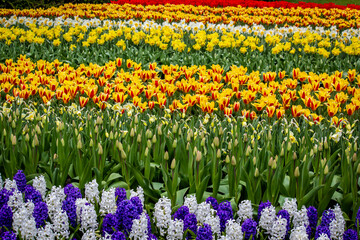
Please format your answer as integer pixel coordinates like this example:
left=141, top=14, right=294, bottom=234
left=148, top=233, right=157, bottom=240
left=196, top=224, right=212, bottom=240
left=62, top=198, right=77, bottom=227
left=0, top=231, right=16, bottom=240
left=307, top=206, right=318, bottom=237
left=241, top=218, right=257, bottom=240
left=33, top=201, right=48, bottom=228
left=0, top=204, right=13, bottom=231
left=184, top=213, right=198, bottom=239
left=217, top=201, right=233, bottom=232
left=103, top=213, right=119, bottom=235
left=356, top=207, right=360, bottom=227
left=13, top=170, right=26, bottom=192
left=145, top=212, right=153, bottom=237
left=257, top=201, right=271, bottom=220
left=115, top=187, right=127, bottom=206
left=206, top=197, right=219, bottom=210
left=64, top=184, right=82, bottom=199
left=116, top=199, right=142, bottom=235
left=24, top=185, right=42, bottom=203
left=112, top=231, right=126, bottom=240
left=320, top=209, right=335, bottom=227
left=130, top=196, right=143, bottom=215
left=173, top=206, right=190, bottom=221
left=315, top=225, right=331, bottom=239
left=343, top=229, right=358, bottom=240
left=277, top=209, right=290, bottom=236
left=0, top=189, right=12, bottom=209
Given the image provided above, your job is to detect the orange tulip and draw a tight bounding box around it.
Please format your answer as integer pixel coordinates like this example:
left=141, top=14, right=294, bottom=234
left=266, top=106, right=276, bottom=118
left=233, top=102, right=240, bottom=112
left=79, top=96, right=89, bottom=108
left=224, top=107, right=233, bottom=116
left=276, top=108, right=285, bottom=119
left=62, top=94, right=71, bottom=104
left=250, top=111, right=257, bottom=120
left=278, top=71, right=286, bottom=80
left=346, top=103, right=356, bottom=116
left=241, top=109, right=250, bottom=118
left=291, top=105, right=303, bottom=117
left=116, top=58, right=122, bottom=68
left=148, top=101, right=155, bottom=110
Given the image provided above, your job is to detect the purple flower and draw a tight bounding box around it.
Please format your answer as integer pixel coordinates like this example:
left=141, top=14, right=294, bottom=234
left=116, top=199, right=142, bottom=235
left=64, top=184, right=82, bottom=199
left=62, top=184, right=82, bottom=228
left=115, top=188, right=127, bottom=206
left=0, top=189, right=12, bottom=209
left=217, top=201, right=233, bottom=232
left=277, top=209, right=290, bottom=236
left=13, top=170, right=26, bottom=192
left=0, top=231, right=16, bottom=240
left=320, top=209, right=335, bottom=227
left=0, top=204, right=13, bottom=231
left=356, top=206, right=360, bottom=228
left=206, top=197, right=219, bottom=210
left=112, top=231, right=126, bottom=240
left=315, top=225, right=331, bottom=239
left=196, top=224, right=212, bottom=240
left=33, top=201, right=48, bottom=228
left=307, top=206, right=318, bottom=237
left=184, top=213, right=197, bottom=239
left=148, top=233, right=157, bottom=240
left=173, top=206, right=190, bottom=221
left=257, top=201, right=271, bottom=220
left=103, top=213, right=119, bottom=235
left=130, top=196, right=143, bottom=215
left=241, top=218, right=257, bottom=240
left=24, top=185, right=42, bottom=203
left=343, top=229, right=358, bottom=240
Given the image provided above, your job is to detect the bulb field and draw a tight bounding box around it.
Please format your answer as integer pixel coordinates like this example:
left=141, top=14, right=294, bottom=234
left=0, top=1, right=360, bottom=239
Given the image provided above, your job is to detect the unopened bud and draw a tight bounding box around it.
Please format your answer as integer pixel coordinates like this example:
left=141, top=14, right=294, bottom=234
left=268, top=131, right=272, bottom=141
left=313, top=145, right=318, bottom=154
left=170, top=157, right=177, bottom=170
left=134, top=115, right=139, bottom=124
left=172, top=123, right=178, bottom=134
left=303, top=154, right=307, bottom=162
left=217, top=149, right=221, bottom=158
left=32, top=134, right=39, bottom=147
left=287, top=141, right=291, bottom=151
left=219, top=127, right=223, bottom=136
left=324, top=165, right=329, bottom=175
left=253, top=156, right=256, bottom=165
left=121, top=150, right=126, bottom=159
left=186, top=142, right=190, bottom=150
left=255, top=168, right=259, bottom=177
left=3, top=129, right=6, bottom=137
left=77, top=138, right=82, bottom=149
left=98, top=143, right=103, bottom=155
left=89, top=139, right=94, bottom=147
left=243, top=133, right=248, bottom=142
left=234, top=139, right=238, bottom=147
left=280, top=148, right=284, bottom=157
left=225, top=155, right=230, bottom=163
left=11, top=121, right=15, bottom=129
left=353, top=153, right=357, bottom=162
left=11, top=134, right=16, bottom=145
left=158, top=125, right=162, bottom=136
left=53, top=153, right=57, bottom=159
left=324, top=138, right=328, bottom=149
left=294, top=166, right=300, bottom=178
left=130, top=128, right=135, bottom=137
left=196, top=151, right=202, bottom=162
left=35, top=125, right=41, bottom=135
left=110, top=118, right=115, bottom=127
left=213, top=137, right=220, bottom=147
left=245, top=145, right=251, bottom=157
left=318, top=142, right=323, bottom=152
left=109, top=131, right=114, bottom=140
left=310, top=149, right=314, bottom=157
left=272, top=159, right=277, bottom=169
left=354, top=143, right=358, bottom=152
left=357, top=163, right=360, bottom=175
left=96, top=116, right=102, bottom=125
left=152, top=135, right=157, bottom=144
left=61, top=138, right=65, bottom=147
left=144, top=147, right=149, bottom=157
left=94, top=125, right=99, bottom=134
left=268, top=157, right=273, bottom=167
left=137, top=133, right=142, bottom=143
left=25, top=133, right=29, bottom=142
left=228, top=140, right=232, bottom=150
left=147, top=140, right=151, bottom=148
left=164, top=151, right=169, bottom=161
left=231, top=156, right=236, bottom=166
left=293, top=152, right=297, bottom=160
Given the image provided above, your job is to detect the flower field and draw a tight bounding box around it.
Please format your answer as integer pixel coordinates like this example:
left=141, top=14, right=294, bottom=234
left=0, top=1, right=360, bottom=239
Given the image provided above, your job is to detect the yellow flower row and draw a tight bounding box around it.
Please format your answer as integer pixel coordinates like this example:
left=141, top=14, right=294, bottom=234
left=1, top=55, right=360, bottom=123
left=0, top=3, right=359, bottom=29
left=1, top=24, right=360, bottom=57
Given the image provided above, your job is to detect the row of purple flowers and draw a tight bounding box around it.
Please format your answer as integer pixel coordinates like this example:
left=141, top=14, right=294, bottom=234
left=0, top=170, right=359, bottom=239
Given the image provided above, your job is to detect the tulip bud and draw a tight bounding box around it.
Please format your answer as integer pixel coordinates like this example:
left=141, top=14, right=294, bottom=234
left=152, top=135, right=157, bottom=144
left=134, top=115, right=139, bottom=124
left=245, top=145, right=251, bottom=157
left=243, top=133, right=248, bottom=142
left=8, top=115, right=12, bottom=122
left=121, top=150, right=126, bottom=159
left=272, top=159, right=277, bottom=170
left=96, top=116, right=102, bottom=125
left=293, top=152, right=297, bottom=160
left=287, top=141, right=291, bottom=151
left=158, top=125, right=162, bottom=136
left=11, top=134, right=16, bottom=145
left=75, top=129, right=79, bottom=137
left=3, top=128, right=6, bottom=137
left=110, top=119, right=115, bottom=127
left=172, top=123, right=178, bottom=134
left=268, top=131, right=272, bottom=141
left=324, top=165, right=329, bottom=175
left=137, top=134, right=142, bottom=143
left=53, top=153, right=57, bottom=160
left=313, top=145, right=318, bottom=154
left=196, top=151, right=202, bottom=162
left=109, top=131, right=114, bottom=140
left=94, top=125, right=99, bottom=134
left=228, top=140, right=232, bottom=150
left=186, top=142, right=190, bottom=150
left=61, top=138, right=65, bottom=147
left=171, top=158, right=176, bottom=169
left=219, top=127, right=223, bottom=136
left=324, top=138, right=328, bottom=150
left=193, top=146, right=198, bottom=156
left=280, top=148, right=284, bottom=157
left=35, top=125, right=41, bottom=135
left=353, top=153, right=357, bottom=162
left=213, top=137, right=220, bottom=147
left=25, top=133, right=29, bottom=142
left=303, top=154, right=307, bottom=162
left=268, top=157, right=273, bottom=167
left=231, top=156, right=236, bottom=166
left=253, top=156, right=256, bottom=165
left=89, top=139, right=94, bottom=147
left=32, top=134, right=39, bottom=147
left=72, top=120, right=76, bottom=128
left=310, top=149, right=314, bottom=157
left=294, top=166, right=300, bottom=178
left=234, top=139, right=238, bottom=147
left=11, top=121, right=16, bottom=129
left=23, top=124, right=28, bottom=133
left=130, top=128, right=135, bottom=137
left=98, top=143, right=103, bottom=155
left=354, top=143, right=358, bottom=152
left=225, top=155, right=230, bottom=163
left=213, top=149, right=220, bottom=159
left=145, top=147, right=149, bottom=157
left=187, top=133, right=191, bottom=142
left=321, top=158, right=327, bottom=168
left=357, top=163, right=360, bottom=175
left=164, top=151, right=169, bottom=161
left=16, top=108, right=20, bottom=116
left=255, top=168, right=259, bottom=177
left=77, top=138, right=82, bottom=149
left=318, top=142, right=323, bottom=152
left=147, top=140, right=151, bottom=148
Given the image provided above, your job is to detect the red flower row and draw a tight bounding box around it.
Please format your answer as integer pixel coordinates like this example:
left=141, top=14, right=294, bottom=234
left=111, top=0, right=360, bottom=10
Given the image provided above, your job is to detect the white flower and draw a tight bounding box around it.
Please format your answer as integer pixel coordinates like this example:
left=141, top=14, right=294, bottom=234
left=130, top=212, right=149, bottom=240
left=52, top=209, right=70, bottom=239
left=13, top=202, right=38, bottom=239
left=196, top=202, right=211, bottom=224
left=82, top=229, right=97, bottom=240
left=204, top=208, right=221, bottom=237
left=270, top=216, right=288, bottom=240
left=33, top=175, right=47, bottom=199
left=0, top=173, right=3, bottom=189
left=100, top=188, right=117, bottom=216
left=184, top=195, right=198, bottom=213
left=130, top=186, right=144, bottom=208
left=317, top=233, right=330, bottom=240
left=37, top=223, right=55, bottom=240
left=4, top=178, right=18, bottom=191
left=329, top=204, right=345, bottom=240
left=282, top=198, right=298, bottom=219
left=46, top=186, right=66, bottom=221
left=154, top=196, right=172, bottom=236
left=293, top=206, right=309, bottom=229
left=290, top=226, right=309, bottom=240
left=85, top=179, right=99, bottom=204
left=167, top=219, right=184, bottom=240
left=259, top=205, right=276, bottom=234
left=7, top=189, right=23, bottom=210
left=224, top=219, right=243, bottom=240
left=237, top=200, right=253, bottom=223
left=75, top=198, right=98, bottom=233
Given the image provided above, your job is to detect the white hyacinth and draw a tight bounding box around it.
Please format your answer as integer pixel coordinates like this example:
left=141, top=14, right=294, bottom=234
left=46, top=185, right=66, bottom=221
left=259, top=205, right=276, bottom=234
left=317, top=233, right=330, bottom=240
left=37, top=223, right=55, bottom=240
left=204, top=208, right=221, bottom=237
left=7, top=189, right=24, bottom=210
left=33, top=175, right=47, bottom=199
left=75, top=198, right=98, bottom=233
left=0, top=173, right=3, bottom=189
left=100, top=188, right=117, bottom=216
left=196, top=202, right=211, bottom=224
left=4, top=178, right=18, bottom=191
left=184, top=195, right=198, bottom=213
left=224, top=219, right=243, bottom=240
left=52, top=209, right=70, bottom=239
left=283, top=198, right=298, bottom=219
left=82, top=229, right=97, bottom=240
left=130, top=186, right=145, bottom=208
left=293, top=206, right=309, bottom=229
left=167, top=219, right=184, bottom=240
left=130, top=212, right=149, bottom=240
left=237, top=200, right=253, bottom=223
left=270, top=216, right=288, bottom=240
left=329, top=204, right=345, bottom=240
left=85, top=179, right=99, bottom=204
left=13, top=202, right=38, bottom=239
left=154, top=196, right=172, bottom=236
left=290, top=226, right=309, bottom=240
